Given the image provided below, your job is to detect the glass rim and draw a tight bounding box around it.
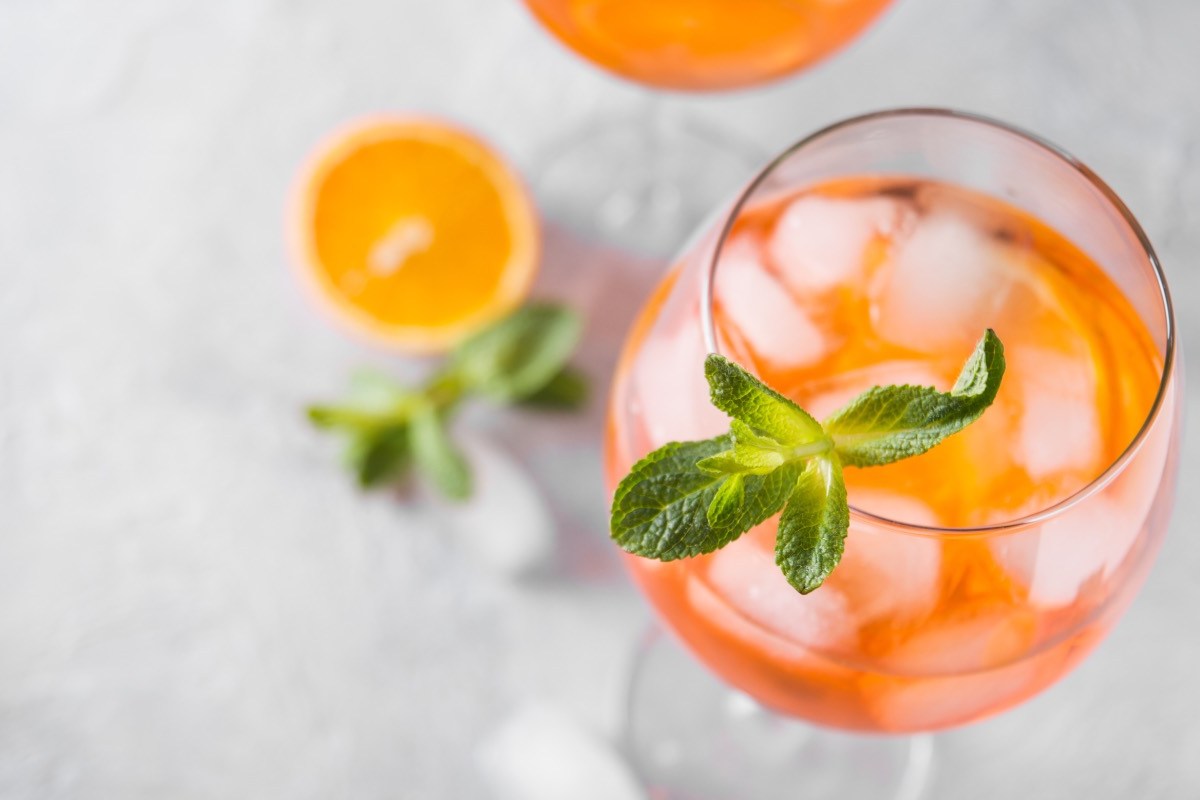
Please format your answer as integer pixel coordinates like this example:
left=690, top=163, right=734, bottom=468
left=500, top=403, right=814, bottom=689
left=699, top=107, right=1177, bottom=537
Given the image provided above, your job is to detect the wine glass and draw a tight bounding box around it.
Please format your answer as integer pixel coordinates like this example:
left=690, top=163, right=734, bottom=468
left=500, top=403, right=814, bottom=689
left=520, top=0, right=896, bottom=256
left=604, top=108, right=1181, bottom=798
left=523, top=0, right=894, bottom=90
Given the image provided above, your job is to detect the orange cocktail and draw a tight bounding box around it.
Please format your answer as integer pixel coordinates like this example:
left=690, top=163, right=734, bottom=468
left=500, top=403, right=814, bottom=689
left=605, top=111, right=1179, bottom=734
left=523, top=0, right=894, bottom=90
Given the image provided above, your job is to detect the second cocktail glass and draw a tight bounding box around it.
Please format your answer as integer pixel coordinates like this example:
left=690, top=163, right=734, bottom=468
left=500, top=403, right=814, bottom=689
left=520, top=0, right=896, bottom=255
left=523, top=0, right=894, bottom=90
left=605, top=109, right=1180, bottom=798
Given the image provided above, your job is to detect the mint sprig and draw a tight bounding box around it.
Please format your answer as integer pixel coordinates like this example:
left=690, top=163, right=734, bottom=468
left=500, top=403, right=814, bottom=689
left=309, top=304, right=586, bottom=499
left=610, top=329, right=1004, bottom=593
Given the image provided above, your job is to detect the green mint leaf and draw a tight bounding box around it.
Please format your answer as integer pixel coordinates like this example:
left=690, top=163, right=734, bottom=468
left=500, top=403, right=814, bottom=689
left=729, top=419, right=781, bottom=449
left=707, top=473, right=745, bottom=529
left=346, top=426, right=411, bottom=488
left=308, top=372, right=411, bottom=432
left=695, top=453, right=748, bottom=476
left=452, top=304, right=582, bottom=403
left=347, top=370, right=409, bottom=411
left=824, top=330, right=1005, bottom=467
left=410, top=404, right=471, bottom=500
left=705, top=354, right=825, bottom=446
left=707, top=462, right=803, bottom=536
left=610, top=429, right=803, bottom=561
left=308, top=405, right=369, bottom=432
left=611, top=435, right=737, bottom=560
left=696, top=440, right=785, bottom=476
left=516, top=366, right=589, bottom=410
left=775, top=456, right=849, bottom=594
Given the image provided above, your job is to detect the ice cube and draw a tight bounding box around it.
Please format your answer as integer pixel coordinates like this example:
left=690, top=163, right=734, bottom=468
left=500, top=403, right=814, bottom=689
left=441, top=437, right=555, bottom=578
left=700, top=527, right=856, bottom=654
left=871, top=210, right=1014, bottom=353
left=878, top=606, right=1037, bottom=675
left=699, top=493, right=943, bottom=657
left=994, top=493, right=1146, bottom=608
left=767, top=195, right=910, bottom=295
left=715, top=235, right=832, bottom=370
left=1012, top=347, right=1102, bottom=482
left=477, top=704, right=645, bottom=800
left=630, top=316, right=727, bottom=446
left=848, top=488, right=942, bottom=528
left=864, top=657, right=1040, bottom=732
left=1025, top=504, right=1111, bottom=606
left=992, top=371, right=1173, bottom=606
left=828, top=496, right=943, bottom=622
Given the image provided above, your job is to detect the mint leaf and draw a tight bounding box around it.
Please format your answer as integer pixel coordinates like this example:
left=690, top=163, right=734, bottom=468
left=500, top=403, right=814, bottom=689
left=410, top=405, right=471, bottom=500
left=453, top=304, right=582, bottom=402
left=695, top=416, right=828, bottom=480
left=707, top=473, right=745, bottom=529
left=347, top=370, right=409, bottom=411
left=775, top=456, right=849, bottom=594
left=824, top=330, right=1005, bottom=467
left=612, top=430, right=803, bottom=560
left=611, top=435, right=735, bottom=560
left=308, top=405, right=373, bottom=432
left=309, top=372, right=411, bottom=430
left=696, top=440, right=785, bottom=476
left=309, top=373, right=416, bottom=487
left=705, top=354, right=825, bottom=445
left=517, top=366, right=588, bottom=410
left=707, top=462, right=802, bottom=536
left=346, top=425, right=411, bottom=488
left=729, top=419, right=783, bottom=450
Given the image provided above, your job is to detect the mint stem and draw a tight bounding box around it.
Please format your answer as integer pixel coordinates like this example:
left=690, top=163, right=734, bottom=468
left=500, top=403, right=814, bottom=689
left=423, top=369, right=467, bottom=412
left=790, top=439, right=832, bottom=460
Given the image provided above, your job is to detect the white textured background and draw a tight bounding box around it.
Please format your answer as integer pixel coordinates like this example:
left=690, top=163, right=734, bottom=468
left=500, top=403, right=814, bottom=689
left=2, top=0, right=1199, bottom=797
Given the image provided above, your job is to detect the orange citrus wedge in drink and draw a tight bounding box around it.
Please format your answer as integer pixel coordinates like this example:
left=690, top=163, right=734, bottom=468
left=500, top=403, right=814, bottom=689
left=291, top=117, right=539, bottom=353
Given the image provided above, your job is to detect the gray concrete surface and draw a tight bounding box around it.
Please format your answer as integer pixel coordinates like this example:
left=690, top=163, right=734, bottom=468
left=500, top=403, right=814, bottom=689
left=2, top=0, right=1198, bottom=797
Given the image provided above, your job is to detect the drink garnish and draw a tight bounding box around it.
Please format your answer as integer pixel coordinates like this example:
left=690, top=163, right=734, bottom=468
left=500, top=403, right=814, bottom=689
left=292, top=118, right=540, bottom=354
left=309, top=304, right=586, bottom=499
left=610, top=330, right=1004, bottom=593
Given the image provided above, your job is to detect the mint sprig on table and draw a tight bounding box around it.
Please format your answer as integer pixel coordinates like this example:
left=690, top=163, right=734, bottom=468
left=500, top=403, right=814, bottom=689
left=309, top=304, right=586, bottom=500
left=610, top=330, right=1004, bottom=594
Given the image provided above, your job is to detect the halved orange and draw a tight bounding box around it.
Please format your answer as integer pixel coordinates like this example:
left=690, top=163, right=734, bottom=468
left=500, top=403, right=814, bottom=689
left=291, top=117, right=540, bottom=353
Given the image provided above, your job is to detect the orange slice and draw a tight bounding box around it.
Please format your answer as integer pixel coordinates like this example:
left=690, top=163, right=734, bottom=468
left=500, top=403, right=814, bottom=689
left=291, top=117, right=539, bottom=353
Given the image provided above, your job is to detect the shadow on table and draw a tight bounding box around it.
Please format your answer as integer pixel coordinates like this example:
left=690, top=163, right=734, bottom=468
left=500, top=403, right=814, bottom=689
left=450, top=221, right=666, bottom=585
